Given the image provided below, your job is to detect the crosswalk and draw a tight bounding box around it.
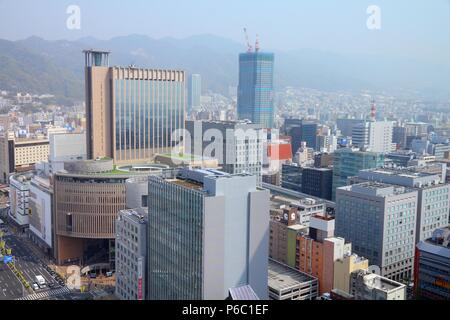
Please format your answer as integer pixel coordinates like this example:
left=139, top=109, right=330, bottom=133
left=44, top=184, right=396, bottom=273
left=17, top=286, right=71, bottom=300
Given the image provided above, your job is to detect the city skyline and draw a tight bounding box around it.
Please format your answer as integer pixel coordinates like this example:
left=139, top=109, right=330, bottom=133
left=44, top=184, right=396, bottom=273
left=0, top=0, right=449, bottom=306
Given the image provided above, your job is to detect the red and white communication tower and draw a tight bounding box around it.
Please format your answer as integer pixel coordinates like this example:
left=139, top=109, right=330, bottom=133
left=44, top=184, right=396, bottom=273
left=370, top=99, right=376, bottom=121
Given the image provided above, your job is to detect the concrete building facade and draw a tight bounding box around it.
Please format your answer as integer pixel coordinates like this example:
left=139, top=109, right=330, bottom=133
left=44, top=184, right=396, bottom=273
left=115, top=208, right=147, bottom=300
left=186, top=120, right=264, bottom=185
left=352, top=121, right=394, bottom=153
left=147, top=168, right=270, bottom=300
left=332, top=148, right=385, bottom=200
left=0, top=132, right=49, bottom=183
left=353, top=165, right=450, bottom=243
left=336, top=182, right=418, bottom=281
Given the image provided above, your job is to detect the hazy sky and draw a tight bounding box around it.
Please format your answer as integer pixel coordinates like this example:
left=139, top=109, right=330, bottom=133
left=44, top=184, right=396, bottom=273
left=1, top=0, right=450, bottom=64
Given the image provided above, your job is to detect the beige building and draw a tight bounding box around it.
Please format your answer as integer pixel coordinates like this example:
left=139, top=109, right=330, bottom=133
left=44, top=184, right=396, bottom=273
left=84, top=50, right=186, bottom=164
left=53, top=158, right=160, bottom=266
left=333, top=253, right=369, bottom=294
left=269, top=207, right=298, bottom=265
left=0, top=132, right=49, bottom=183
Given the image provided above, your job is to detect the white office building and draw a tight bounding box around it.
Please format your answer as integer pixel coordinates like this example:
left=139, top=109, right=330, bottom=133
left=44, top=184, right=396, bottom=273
left=352, top=121, right=394, bottom=153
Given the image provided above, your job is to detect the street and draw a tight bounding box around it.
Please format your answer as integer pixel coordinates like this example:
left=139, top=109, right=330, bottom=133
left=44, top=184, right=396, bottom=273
left=0, top=258, right=23, bottom=300
left=0, top=230, right=72, bottom=300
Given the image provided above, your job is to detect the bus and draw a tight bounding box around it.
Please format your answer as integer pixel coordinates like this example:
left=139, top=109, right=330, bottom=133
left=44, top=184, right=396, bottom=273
left=35, top=275, right=46, bottom=288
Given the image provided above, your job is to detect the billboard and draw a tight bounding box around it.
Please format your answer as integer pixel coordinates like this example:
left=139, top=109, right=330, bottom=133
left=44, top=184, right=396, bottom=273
left=137, top=257, right=143, bottom=300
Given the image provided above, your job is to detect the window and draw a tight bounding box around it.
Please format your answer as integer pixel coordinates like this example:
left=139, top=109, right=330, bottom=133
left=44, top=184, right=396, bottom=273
left=141, top=195, right=148, bottom=207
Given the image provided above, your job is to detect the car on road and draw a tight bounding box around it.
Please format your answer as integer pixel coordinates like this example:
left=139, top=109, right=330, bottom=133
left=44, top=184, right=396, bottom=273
left=35, top=275, right=47, bottom=288
left=32, top=283, right=39, bottom=291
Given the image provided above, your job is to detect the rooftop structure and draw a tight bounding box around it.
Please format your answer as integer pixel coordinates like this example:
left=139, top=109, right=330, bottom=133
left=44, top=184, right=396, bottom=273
left=414, top=226, right=450, bottom=300
left=350, top=269, right=406, bottom=300
left=228, top=285, right=260, bottom=300
left=268, top=259, right=318, bottom=300
left=339, top=182, right=411, bottom=197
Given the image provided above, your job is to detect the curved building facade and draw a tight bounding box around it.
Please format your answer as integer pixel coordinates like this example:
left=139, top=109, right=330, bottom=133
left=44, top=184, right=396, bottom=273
left=53, top=159, right=161, bottom=266
left=54, top=175, right=127, bottom=240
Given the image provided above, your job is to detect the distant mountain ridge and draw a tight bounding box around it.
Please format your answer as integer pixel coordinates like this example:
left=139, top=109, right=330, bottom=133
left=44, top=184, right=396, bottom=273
left=0, top=34, right=448, bottom=103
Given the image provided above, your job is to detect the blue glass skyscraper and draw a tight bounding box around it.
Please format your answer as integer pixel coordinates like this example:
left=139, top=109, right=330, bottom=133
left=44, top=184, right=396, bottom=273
left=188, top=74, right=201, bottom=111
left=237, top=52, right=275, bottom=128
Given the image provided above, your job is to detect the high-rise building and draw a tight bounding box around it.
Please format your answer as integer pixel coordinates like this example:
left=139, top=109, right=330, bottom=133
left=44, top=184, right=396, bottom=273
left=84, top=50, right=185, bottom=163
left=282, top=119, right=319, bottom=154
left=393, top=126, right=407, bottom=149
left=314, top=153, right=334, bottom=168
left=351, top=164, right=450, bottom=243
left=49, top=132, right=86, bottom=162
left=352, top=121, right=394, bottom=153
left=282, top=118, right=302, bottom=155
left=414, top=226, right=450, bottom=300
left=237, top=51, right=275, bottom=128
left=405, top=122, right=429, bottom=137
left=301, top=122, right=318, bottom=150
left=115, top=176, right=152, bottom=300
left=316, top=134, right=337, bottom=153
left=188, top=74, right=201, bottom=111
left=293, top=142, right=314, bottom=167
left=385, top=151, right=415, bottom=167
left=332, top=148, right=385, bottom=200
left=336, top=118, right=365, bottom=138
left=28, top=175, right=53, bottom=255
left=186, top=120, right=264, bottom=185
left=335, top=182, right=418, bottom=281
left=295, top=213, right=353, bottom=295
left=115, top=208, right=147, bottom=300
left=301, top=167, right=333, bottom=200
left=8, top=172, right=33, bottom=230
left=281, top=163, right=303, bottom=192
left=147, top=168, right=269, bottom=300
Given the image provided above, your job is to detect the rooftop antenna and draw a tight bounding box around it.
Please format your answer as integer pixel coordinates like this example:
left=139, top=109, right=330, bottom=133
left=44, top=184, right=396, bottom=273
left=243, top=28, right=253, bottom=53
left=255, top=34, right=260, bottom=52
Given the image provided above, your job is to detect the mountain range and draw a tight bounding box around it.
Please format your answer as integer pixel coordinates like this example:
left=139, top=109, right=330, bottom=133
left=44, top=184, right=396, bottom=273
left=0, top=34, right=449, bottom=103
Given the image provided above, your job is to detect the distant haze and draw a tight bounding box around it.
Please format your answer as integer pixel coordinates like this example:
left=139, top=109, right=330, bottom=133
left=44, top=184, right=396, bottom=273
left=0, top=0, right=449, bottom=99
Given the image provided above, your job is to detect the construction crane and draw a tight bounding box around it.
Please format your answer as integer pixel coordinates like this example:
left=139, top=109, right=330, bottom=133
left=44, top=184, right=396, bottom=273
left=243, top=28, right=253, bottom=53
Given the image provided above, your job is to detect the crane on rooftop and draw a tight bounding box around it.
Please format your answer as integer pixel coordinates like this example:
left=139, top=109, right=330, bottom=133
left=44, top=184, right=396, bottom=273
left=243, top=28, right=253, bottom=53
left=255, top=34, right=260, bottom=52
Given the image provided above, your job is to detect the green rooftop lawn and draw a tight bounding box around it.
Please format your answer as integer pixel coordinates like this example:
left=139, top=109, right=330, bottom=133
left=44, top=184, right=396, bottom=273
left=160, top=153, right=195, bottom=160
